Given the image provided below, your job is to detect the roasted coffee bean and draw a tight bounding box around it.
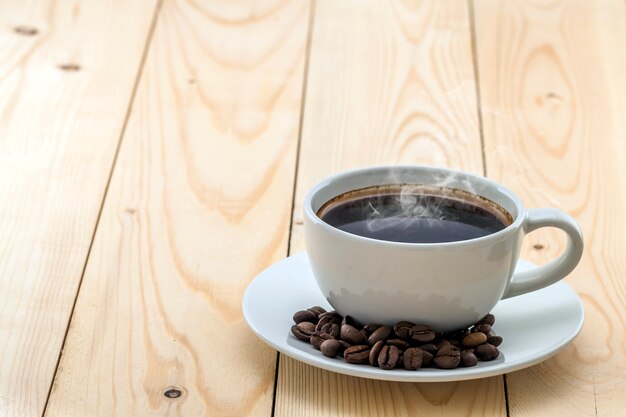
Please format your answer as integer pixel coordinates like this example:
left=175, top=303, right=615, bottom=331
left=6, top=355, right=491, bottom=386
left=338, top=340, right=351, bottom=351
left=290, top=307, right=503, bottom=371
left=341, top=324, right=367, bottom=345
left=474, top=323, right=492, bottom=334
left=307, top=306, right=327, bottom=318
left=487, top=335, right=503, bottom=347
left=344, top=345, right=371, bottom=364
left=418, top=343, right=438, bottom=355
left=378, top=345, right=400, bottom=370
left=342, top=315, right=361, bottom=329
left=463, top=332, right=487, bottom=347
left=291, top=324, right=314, bottom=342
left=328, top=340, right=351, bottom=356
left=298, top=321, right=316, bottom=333
left=446, top=329, right=469, bottom=341
left=437, top=339, right=451, bottom=348
left=422, top=350, right=434, bottom=367
left=319, top=311, right=342, bottom=321
left=363, top=323, right=383, bottom=335
left=440, top=339, right=461, bottom=349
left=475, top=343, right=499, bottom=361
left=368, top=325, right=393, bottom=346
left=403, top=347, right=424, bottom=370
left=293, top=310, right=317, bottom=324
left=394, top=321, right=415, bottom=339
left=310, top=332, right=334, bottom=350
left=321, top=322, right=341, bottom=339
left=410, top=325, right=436, bottom=343
left=476, top=314, right=495, bottom=327
left=369, top=340, right=385, bottom=366
left=386, top=338, right=410, bottom=350
left=316, top=315, right=339, bottom=331
left=461, top=350, right=478, bottom=367
left=319, top=322, right=331, bottom=333
left=434, top=345, right=461, bottom=369
left=320, top=339, right=343, bottom=357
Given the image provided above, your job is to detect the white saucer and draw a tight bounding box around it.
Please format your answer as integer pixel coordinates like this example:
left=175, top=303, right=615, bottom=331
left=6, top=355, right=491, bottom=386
left=243, top=252, right=584, bottom=382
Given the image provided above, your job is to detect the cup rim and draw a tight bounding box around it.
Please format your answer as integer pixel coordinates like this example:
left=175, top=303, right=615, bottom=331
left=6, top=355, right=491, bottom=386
left=304, top=165, right=525, bottom=248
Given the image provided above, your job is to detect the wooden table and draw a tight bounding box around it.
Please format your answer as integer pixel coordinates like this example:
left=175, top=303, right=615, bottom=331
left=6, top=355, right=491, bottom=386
left=1, top=0, right=624, bottom=416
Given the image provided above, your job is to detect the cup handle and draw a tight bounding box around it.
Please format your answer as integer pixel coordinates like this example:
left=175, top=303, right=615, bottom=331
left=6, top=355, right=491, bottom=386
left=502, top=208, right=584, bottom=299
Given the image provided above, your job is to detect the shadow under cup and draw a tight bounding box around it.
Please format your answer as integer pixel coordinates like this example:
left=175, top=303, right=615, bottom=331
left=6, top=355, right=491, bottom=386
left=303, top=166, right=526, bottom=332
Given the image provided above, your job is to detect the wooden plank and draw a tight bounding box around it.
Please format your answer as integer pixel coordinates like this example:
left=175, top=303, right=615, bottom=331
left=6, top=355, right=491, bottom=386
left=474, top=0, right=626, bottom=416
left=44, top=0, right=311, bottom=416
left=278, top=359, right=504, bottom=417
left=0, top=1, right=159, bottom=416
left=275, top=1, right=506, bottom=416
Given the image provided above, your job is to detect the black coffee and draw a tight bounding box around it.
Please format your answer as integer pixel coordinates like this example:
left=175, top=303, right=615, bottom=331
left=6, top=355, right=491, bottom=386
left=317, top=185, right=511, bottom=244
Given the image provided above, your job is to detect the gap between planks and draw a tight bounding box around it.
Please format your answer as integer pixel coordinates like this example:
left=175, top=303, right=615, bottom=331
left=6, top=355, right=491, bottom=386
left=41, top=1, right=165, bottom=415
left=271, top=1, right=318, bottom=416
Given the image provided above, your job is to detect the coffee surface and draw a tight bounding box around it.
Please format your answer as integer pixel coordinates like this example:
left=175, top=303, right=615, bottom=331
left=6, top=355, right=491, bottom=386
left=317, top=185, right=511, bottom=244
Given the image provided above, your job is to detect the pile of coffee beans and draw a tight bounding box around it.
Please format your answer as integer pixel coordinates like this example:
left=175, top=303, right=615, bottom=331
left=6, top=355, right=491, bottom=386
left=291, top=307, right=502, bottom=370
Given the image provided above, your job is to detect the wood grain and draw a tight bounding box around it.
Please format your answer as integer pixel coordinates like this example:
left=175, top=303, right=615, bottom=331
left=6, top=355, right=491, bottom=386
left=0, top=1, right=159, bottom=416
left=275, top=1, right=505, bottom=416
left=291, top=0, right=485, bottom=231
left=474, top=0, right=626, bottom=415
left=44, top=0, right=310, bottom=416
left=278, top=359, right=504, bottom=417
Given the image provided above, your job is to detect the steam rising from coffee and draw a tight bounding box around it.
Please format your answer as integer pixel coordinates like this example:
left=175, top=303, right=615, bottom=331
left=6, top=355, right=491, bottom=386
left=364, top=171, right=478, bottom=233
left=317, top=170, right=510, bottom=244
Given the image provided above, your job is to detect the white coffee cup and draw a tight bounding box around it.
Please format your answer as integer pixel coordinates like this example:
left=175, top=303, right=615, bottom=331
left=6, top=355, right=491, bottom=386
left=303, top=166, right=584, bottom=332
